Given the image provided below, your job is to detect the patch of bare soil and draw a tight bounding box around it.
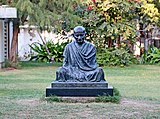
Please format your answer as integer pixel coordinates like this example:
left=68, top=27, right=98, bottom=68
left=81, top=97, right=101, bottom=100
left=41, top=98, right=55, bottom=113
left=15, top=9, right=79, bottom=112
left=113, top=98, right=160, bottom=118
left=0, top=67, right=17, bottom=72
left=14, top=97, right=160, bottom=119
left=16, top=99, right=41, bottom=107
left=121, top=98, right=160, bottom=110
left=16, top=97, right=160, bottom=111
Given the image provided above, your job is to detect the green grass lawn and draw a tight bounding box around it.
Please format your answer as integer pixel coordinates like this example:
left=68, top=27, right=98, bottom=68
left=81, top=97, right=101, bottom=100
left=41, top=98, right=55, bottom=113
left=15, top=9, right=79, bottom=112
left=0, top=62, right=160, bottom=119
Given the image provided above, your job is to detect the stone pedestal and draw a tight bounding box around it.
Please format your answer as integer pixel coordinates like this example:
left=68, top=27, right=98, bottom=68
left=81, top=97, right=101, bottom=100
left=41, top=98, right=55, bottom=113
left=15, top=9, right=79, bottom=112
left=46, top=81, right=113, bottom=97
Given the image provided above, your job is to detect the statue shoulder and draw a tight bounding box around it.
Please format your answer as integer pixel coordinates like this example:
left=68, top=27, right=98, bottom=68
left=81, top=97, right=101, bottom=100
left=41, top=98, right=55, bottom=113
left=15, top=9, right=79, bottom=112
left=66, top=41, right=74, bottom=47
left=64, top=41, right=75, bottom=51
left=84, top=40, right=95, bottom=48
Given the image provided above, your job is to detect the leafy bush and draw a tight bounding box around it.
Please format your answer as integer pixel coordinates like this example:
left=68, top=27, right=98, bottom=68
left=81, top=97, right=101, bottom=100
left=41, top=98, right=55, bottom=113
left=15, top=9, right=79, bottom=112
left=146, top=47, right=160, bottom=64
left=44, top=96, right=62, bottom=103
left=4, top=59, right=21, bottom=69
left=97, top=48, right=137, bottom=67
left=95, top=87, right=121, bottom=103
left=96, top=48, right=112, bottom=66
left=30, top=40, right=69, bottom=62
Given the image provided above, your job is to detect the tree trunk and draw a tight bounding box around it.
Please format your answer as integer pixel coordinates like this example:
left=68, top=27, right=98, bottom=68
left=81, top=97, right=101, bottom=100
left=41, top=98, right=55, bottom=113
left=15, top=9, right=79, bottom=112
left=108, top=37, right=112, bottom=48
left=117, top=35, right=120, bottom=48
left=9, top=20, right=19, bottom=63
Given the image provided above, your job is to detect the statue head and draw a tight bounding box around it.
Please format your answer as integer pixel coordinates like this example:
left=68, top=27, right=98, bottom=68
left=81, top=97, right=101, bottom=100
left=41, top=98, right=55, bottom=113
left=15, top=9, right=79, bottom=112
left=73, top=26, right=86, bottom=44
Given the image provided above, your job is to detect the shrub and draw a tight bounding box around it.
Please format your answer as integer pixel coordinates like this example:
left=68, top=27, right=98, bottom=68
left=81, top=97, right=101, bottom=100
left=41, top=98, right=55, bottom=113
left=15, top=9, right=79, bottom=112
left=4, top=59, right=21, bottom=69
left=44, top=96, right=62, bottom=103
left=97, top=48, right=137, bottom=67
left=96, top=48, right=112, bottom=66
left=95, top=87, right=121, bottom=103
left=146, top=47, right=160, bottom=64
left=30, top=40, right=69, bottom=62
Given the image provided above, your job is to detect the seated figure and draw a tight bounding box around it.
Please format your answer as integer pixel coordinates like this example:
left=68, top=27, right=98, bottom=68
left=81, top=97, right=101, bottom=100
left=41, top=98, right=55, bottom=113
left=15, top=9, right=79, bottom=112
left=56, top=26, right=105, bottom=82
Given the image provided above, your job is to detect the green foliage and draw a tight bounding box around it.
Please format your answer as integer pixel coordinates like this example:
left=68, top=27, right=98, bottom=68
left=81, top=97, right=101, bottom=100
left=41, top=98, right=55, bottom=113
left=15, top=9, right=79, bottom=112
left=146, top=47, right=160, bottom=64
left=30, top=40, right=69, bottom=62
left=97, top=48, right=136, bottom=67
left=44, top=96, right=62, bottom=103
left=4, top=59, right=21, bottom=69
left=79, top=0, right=139, bottom=49
left=95, top=87, right=121, bottom=103
left=0, top=0, right=6, bottom=4
left=0, top=0, right=83, bottom=32
left=140, top=0, right=160, bottom=23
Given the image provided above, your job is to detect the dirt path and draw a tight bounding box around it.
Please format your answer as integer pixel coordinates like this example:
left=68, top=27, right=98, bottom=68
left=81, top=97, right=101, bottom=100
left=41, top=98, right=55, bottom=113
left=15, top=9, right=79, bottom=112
left=4, top=97, right=160, bottom=119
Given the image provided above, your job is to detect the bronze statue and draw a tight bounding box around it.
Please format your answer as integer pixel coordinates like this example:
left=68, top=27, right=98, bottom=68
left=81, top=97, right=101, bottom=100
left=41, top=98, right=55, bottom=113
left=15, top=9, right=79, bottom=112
left=56, top=26, right=105, bottom=82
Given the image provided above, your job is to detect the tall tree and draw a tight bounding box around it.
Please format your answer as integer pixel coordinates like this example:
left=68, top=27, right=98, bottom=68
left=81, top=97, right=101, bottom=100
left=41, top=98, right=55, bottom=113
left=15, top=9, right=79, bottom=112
left=76, top=0, right=160, bottom=49
left=140, top=0, right=160, bottom=23
left=0, top=0, right=82, bottom=63
left=80, top=0, right=140, bottom=48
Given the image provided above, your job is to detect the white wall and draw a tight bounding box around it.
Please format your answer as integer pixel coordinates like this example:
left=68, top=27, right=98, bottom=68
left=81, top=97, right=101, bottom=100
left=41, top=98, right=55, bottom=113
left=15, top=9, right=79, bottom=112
left=0, top=7, right=17, bottom=19
left=18, top=28, right=42, bottom=61
left=18, top=27, right=71, bottom=61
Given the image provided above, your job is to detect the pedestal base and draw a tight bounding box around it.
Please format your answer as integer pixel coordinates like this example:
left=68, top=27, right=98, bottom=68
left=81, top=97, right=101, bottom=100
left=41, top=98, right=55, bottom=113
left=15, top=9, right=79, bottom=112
left=46, top=86, right=113, bottom=97
left=46, top=81, right=113, bottom=97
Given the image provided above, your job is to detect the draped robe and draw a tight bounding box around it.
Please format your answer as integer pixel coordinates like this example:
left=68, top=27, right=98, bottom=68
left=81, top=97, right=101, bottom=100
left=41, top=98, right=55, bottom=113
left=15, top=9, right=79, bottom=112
left=56, top=40, right=105, bottom=82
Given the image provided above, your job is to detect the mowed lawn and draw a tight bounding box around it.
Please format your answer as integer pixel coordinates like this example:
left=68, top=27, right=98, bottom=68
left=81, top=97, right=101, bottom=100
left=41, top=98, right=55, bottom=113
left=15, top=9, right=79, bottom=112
left=0, top=62, right=160, bottom=119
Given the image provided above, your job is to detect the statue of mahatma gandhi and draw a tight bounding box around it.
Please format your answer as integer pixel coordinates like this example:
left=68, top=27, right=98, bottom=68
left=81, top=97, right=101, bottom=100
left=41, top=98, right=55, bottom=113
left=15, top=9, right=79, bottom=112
left=46, top=26, right=113, bottom=97
left=56, top=26, right=105, bottom=82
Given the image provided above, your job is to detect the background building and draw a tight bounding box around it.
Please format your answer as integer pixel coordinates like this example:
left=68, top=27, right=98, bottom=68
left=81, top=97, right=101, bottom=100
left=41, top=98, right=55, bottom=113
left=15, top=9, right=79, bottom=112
left=0, top=5, right=17, bottom=68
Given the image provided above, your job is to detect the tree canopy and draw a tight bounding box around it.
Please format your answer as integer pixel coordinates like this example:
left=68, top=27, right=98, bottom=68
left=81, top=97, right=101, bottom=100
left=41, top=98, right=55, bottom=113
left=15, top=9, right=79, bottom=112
left=0, top=0, right=83, bottom=32
left=0, top=0, right=160, bottom=64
